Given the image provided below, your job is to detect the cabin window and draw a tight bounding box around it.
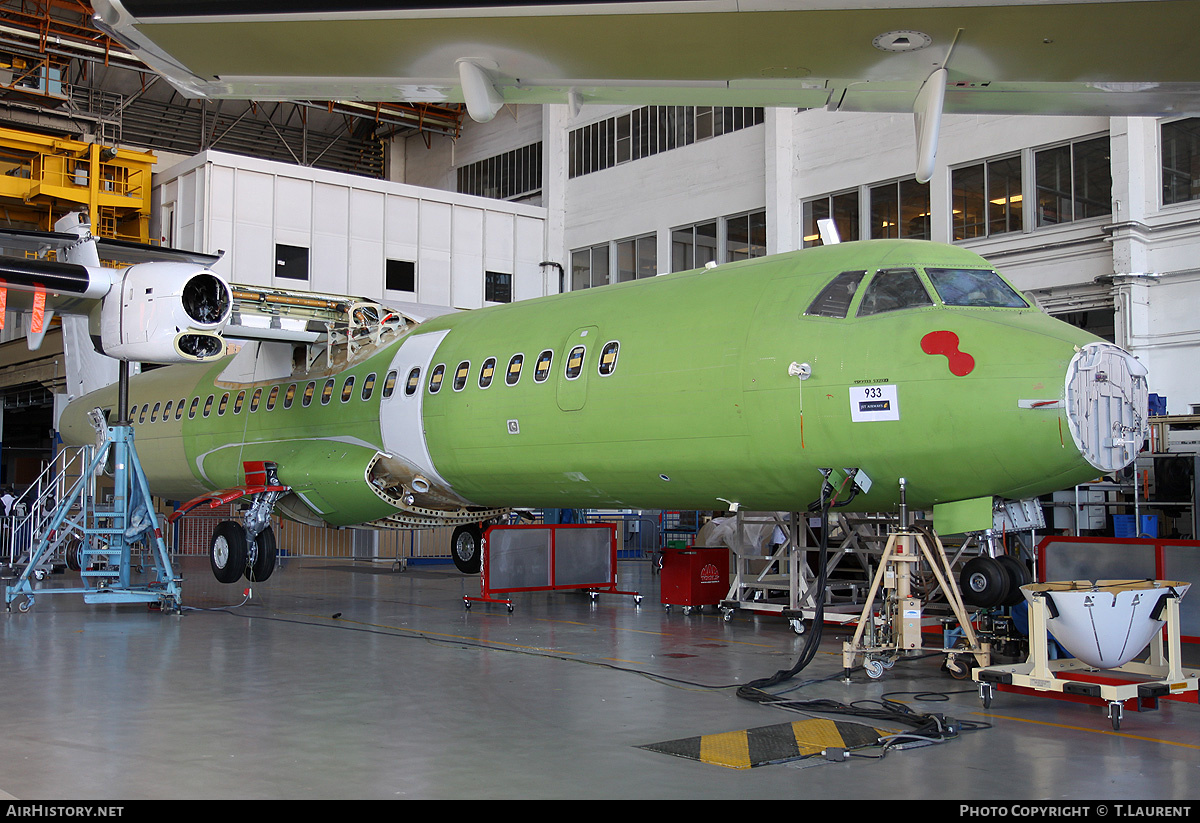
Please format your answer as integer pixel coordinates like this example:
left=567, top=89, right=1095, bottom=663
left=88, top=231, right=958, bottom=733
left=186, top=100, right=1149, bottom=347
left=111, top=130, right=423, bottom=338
left=138, top=404, right=148, bottom=423
left=163, top=401, right=172, bottom=420
left=189, top=397, right=199, bottom=419
left=267, top=386, right=279, bottom=410
left=203, top=395, right=214, bottom=417
left=565, top=346, right=586, bottom=380
left=479, top=357, right=496, bottom=389
left=284, top=384, right=296, bottom=409
left=151, top=403, right=160, bottom=422
left=404, top=368, right=420, bottom=396
left=925, top=268, right=1029, bottom=308
left=805, top=271, right=867, bottom=318
left=598, top=341, right=620, bottom=376
left=428, top=364, right=445, bottom=394
left=506, top=354, right=523, bottom=386
left=233, top=391, right=245, bottom=414
left=453, top=361, right=470, bottom=391
left=382, top=370, right=398, bottom=398
left=534, top=350, right=553, bottom=383
left=857, top=268, right=934, bottom=317
left=218, top=393, right=229, bottom=415
left=128, top=404, right=136, bottom=421
left=176, top=398, right=185, bottom=420
left=302, top=382, right=315, bottom=407
left=250, top=388, right=262, bottom=412
left=342, top=376, right=356, bottom=402
left=321, top=378, right=335, bottom=405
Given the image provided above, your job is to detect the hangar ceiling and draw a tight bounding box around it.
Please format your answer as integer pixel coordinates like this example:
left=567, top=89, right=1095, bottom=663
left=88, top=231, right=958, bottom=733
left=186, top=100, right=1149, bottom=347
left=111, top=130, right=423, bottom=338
left=0, top=0, right=465, bottom=178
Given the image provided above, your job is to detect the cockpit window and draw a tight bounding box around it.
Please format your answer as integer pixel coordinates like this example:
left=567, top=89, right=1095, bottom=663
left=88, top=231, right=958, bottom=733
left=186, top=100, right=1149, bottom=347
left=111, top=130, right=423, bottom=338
left=805, top=270, right=867, bottom=318
left=857, top=268, right=934, bottom=317
left=925, top=268, right=1029, bottom=308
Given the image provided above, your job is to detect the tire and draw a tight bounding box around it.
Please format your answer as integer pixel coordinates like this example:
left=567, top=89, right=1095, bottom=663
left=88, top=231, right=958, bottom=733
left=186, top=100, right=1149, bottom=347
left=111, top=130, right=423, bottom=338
left=450, top=523, right=483, bottom=574
left=995, top=554, right=1031, bottom=607
left=247, top=526, right=277, bottom=582
left=960, top=556, right=1010, bottom=608
left=210, top=521, right=249, bottom=584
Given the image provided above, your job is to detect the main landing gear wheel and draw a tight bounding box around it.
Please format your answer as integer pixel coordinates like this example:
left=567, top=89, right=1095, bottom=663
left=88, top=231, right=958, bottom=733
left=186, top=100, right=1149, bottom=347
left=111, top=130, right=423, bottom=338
left=960, top=556, right=1008, bottom=608
left=450, top=523, right=483, bottom=574
left=210, top=520, right=248, bottom=584
left=996, top=554, right=1031, bottom=607
left=247, top=526, right=278, bottom=582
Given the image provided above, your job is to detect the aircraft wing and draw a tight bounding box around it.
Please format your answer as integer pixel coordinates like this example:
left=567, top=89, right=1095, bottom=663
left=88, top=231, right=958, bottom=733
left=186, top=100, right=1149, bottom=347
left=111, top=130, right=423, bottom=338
left=94, top=1, right=1200, bottom=118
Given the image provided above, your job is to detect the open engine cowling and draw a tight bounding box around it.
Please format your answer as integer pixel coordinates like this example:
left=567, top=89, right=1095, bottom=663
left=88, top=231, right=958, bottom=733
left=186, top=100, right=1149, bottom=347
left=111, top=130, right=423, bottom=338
left=99, top=261, right=232, bottom=363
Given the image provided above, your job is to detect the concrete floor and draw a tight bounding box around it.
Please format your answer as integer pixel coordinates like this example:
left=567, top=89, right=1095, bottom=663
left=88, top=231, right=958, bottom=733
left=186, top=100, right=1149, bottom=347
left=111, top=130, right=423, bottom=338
left=1, top=556, right=1197, bottom=800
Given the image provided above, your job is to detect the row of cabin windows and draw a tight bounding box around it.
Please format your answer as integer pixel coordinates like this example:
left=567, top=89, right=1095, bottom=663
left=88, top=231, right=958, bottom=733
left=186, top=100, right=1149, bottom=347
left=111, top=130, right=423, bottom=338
left=127, top=341, right=624, bottom=423
left=414, top=341, right=621, bottom=397
left=129, top=370, right=400, bottom=424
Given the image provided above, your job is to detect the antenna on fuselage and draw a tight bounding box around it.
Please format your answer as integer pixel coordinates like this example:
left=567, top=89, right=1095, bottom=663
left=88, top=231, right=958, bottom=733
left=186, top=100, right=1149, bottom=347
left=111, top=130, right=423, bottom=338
left=816, top=219, right=841, bottom=245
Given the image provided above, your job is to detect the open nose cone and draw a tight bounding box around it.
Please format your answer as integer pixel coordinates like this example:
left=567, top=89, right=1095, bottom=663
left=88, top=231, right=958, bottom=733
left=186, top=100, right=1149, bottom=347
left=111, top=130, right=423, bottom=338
left=1064, top=342, right=1148, bottom=473
left=1022, top=580, right=1189, bottom=669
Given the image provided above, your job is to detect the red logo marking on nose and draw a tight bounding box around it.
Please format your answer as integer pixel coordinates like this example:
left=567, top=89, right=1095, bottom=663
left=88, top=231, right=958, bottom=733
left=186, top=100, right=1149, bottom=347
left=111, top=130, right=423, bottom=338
left=921, top=330, right=975, bottom=376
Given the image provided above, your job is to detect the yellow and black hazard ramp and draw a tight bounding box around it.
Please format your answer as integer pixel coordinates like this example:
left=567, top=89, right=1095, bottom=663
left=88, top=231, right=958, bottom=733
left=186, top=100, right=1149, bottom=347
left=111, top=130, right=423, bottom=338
left=638, top=718, right=887, bottom=769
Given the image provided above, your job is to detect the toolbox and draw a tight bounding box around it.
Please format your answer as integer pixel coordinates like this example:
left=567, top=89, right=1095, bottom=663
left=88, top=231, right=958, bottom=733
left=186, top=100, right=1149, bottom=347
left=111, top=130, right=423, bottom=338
left=660, top=546, right=729, bottom=613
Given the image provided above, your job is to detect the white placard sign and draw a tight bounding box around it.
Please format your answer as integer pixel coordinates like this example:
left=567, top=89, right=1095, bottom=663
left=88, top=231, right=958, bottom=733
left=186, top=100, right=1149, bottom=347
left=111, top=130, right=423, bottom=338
left=849, top=385, right=900, bottom=422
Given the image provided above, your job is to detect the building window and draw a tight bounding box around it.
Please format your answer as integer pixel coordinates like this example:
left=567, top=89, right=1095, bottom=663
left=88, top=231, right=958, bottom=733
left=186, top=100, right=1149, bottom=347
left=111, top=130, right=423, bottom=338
left=457, top=142, right=542, bottom=201
left=614, top=234, right=656, bottom=283
left=275, top=244, right=309, bottom=281
left=1163, top=118, right=1200, bottom=205
left=386, top=259, right=416, bottom=293
left=1035, top=135, right=1111, bottom=226
left=671, top=221, right=718, bottom=272
left=869, top=179, right=931, bottom=241
left=724, top=210, right=767, bottom=262
left=570, top=106, right=764, bottom=178
left=484, top=271, right=512, bottom=303
left=572, top=235, right=656, bottom=290
left=952, top=155, right=1022, bottom=240
left=803, top=191, right=860, bottom=248
left=571, top=243, right=609, bottom=290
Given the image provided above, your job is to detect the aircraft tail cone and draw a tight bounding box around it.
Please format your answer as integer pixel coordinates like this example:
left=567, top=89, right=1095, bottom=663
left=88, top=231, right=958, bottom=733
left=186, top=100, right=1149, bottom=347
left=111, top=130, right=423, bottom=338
left=1021, top=580, right=1190, bottom=669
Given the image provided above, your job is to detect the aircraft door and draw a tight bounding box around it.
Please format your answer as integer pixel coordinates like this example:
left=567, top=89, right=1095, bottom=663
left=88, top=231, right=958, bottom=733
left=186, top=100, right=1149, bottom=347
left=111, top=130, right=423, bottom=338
left=556, top=325, right=598, bottom=411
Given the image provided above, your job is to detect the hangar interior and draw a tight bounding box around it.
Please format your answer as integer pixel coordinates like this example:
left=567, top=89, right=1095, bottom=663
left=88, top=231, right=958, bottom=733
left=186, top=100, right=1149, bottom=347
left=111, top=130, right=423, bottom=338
left=0, top=1, right=1197, bottom=801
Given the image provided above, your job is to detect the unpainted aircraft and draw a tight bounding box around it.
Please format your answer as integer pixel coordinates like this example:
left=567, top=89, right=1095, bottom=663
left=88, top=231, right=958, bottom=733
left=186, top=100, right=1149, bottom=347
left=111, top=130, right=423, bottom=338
left=90, top=0, right=1200, bottom=180
left=0, top=217, right=1147, bottom=584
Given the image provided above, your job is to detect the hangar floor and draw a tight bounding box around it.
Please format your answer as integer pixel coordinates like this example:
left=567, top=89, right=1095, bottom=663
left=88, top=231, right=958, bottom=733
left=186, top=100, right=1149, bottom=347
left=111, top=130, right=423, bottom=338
left=1, top=557, right=1197, bottom=800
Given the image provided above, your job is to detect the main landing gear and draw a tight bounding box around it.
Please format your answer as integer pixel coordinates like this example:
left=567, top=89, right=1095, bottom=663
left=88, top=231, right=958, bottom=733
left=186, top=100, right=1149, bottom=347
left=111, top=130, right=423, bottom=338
left=450, top=522, right=484, bottom=574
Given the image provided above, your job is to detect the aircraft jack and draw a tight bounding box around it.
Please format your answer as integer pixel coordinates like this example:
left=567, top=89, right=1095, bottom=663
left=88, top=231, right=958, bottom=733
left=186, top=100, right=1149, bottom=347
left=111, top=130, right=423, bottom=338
left=841, top=480, right=989, bottom=679
left=5, top=407, right=182, bottom=614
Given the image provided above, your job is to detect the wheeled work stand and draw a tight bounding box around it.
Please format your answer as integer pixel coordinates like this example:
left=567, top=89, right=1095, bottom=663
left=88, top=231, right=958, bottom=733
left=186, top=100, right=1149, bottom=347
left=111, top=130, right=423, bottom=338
left=5, top=367, right=182, bottom=613
left=973, top=588, right=1198, bottom=730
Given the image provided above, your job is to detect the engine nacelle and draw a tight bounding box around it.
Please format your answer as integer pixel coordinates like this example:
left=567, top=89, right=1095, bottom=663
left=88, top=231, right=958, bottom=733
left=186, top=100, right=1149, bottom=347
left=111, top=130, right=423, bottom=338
left=99, top=262, right=232, bottom=363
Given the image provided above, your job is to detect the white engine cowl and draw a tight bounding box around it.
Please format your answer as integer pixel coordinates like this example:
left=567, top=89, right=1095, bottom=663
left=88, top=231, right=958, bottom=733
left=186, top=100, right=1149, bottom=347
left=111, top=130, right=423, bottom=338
left=99, top=261, right=232, bottom=363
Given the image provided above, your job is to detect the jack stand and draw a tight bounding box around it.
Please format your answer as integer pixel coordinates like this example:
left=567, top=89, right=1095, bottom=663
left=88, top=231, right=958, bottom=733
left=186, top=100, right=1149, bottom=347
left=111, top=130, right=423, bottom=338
left=842, top=479, right=989, bottom=679
left=5, top=373, right=182, bottom=613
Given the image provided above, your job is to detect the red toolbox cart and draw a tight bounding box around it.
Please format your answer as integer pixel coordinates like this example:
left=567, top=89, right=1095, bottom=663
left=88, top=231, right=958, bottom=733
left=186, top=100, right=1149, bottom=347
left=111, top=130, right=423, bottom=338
left=660, top=546, right=729, bottom=614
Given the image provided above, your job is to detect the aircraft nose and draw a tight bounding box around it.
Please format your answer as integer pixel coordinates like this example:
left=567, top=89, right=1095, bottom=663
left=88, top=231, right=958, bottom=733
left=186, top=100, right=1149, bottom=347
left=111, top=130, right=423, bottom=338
left=1064, top=342, right=1148, bottom=474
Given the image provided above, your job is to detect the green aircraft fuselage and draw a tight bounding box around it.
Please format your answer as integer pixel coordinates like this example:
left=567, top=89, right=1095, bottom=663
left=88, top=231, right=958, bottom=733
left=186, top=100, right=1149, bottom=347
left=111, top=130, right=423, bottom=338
left=58, top=240, right=1121, bottom=531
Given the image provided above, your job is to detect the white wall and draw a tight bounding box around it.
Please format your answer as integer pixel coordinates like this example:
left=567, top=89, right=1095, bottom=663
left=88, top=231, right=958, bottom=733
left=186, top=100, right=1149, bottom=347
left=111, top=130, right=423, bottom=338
left=153, top=151, right=549, bottom=310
